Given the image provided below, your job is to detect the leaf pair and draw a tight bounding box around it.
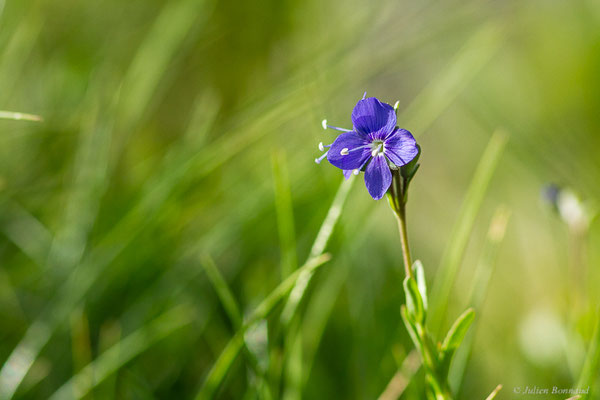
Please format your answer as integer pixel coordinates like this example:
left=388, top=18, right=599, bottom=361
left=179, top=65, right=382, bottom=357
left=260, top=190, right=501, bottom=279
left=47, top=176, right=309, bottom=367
left=401, top=260, right=476, bottom=399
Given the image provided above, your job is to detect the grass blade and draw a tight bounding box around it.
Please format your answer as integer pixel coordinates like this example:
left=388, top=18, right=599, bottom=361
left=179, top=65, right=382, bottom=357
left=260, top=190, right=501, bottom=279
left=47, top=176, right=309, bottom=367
left=377, top=350, right=421, bottom=400
left=0, top=200, right=53, bottom=266
left=195, top=253, right=331, bottom=400
left=271, top=150, right=298, bottom=279
left=0, top=111, right=42, bottom=122
left=201, top=254, right=242, bottom=328
left=201, top=254, right=269, bottom=391
left=282, top=319, right=303, bottom=400
left=484, top=384, right=503, bottom=400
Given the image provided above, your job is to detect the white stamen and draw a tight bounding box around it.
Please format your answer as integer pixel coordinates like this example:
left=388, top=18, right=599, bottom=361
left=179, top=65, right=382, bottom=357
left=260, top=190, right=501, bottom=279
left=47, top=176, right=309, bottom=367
left=318, top=142, right=325, bottom=151
left=321, top=119, right=327, bottom=130
left=340, top=148, right=349, bottom=155
left=353, top=169, right=359, bottom=175
left=371, top=143, right=383, bottom=157
left=314, top=151, right=328, bottom=164
left=370, top=141, right=384, bottom=157
left=393, top=101, right=400, bottom=110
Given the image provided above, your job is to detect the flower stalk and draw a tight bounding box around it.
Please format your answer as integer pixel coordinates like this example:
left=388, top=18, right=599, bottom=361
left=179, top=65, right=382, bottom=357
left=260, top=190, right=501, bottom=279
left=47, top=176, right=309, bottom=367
left=389, top=169, right=413, bottom=278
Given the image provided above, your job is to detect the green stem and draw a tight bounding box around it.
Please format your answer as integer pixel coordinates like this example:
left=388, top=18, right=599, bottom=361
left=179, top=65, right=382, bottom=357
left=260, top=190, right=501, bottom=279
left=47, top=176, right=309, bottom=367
left=396, top=207, right=412, bottom=276
left=390, top=170, right=413, bottom=278
left=395, top=208, right=413, bottom=278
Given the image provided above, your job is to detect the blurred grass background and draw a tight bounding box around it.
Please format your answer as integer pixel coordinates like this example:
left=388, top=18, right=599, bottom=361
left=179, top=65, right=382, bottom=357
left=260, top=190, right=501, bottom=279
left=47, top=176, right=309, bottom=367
left=1, top=0, right=600, bottom=398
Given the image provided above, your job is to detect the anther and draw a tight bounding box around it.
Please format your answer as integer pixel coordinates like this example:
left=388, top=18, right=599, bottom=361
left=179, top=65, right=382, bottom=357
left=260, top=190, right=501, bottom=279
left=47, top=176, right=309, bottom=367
left=340, top=148, right=349, bottom=155
left=393, top=101, right=399, bottom=111
left=353, top=169, right=359, bottom=175
left=318, top=142, right=332, bottom=152
left=321, top=119, right=328, bottom=130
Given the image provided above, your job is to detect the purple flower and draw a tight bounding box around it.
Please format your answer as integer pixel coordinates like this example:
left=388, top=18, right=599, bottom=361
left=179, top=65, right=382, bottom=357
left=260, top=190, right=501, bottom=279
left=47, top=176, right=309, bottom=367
left=315, top=95, right=419, bottom=200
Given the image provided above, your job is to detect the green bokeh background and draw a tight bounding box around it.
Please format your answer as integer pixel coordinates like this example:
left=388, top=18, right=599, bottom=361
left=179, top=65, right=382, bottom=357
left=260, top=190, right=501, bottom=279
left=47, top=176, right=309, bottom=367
left=1, top=0, right=599, bottom=398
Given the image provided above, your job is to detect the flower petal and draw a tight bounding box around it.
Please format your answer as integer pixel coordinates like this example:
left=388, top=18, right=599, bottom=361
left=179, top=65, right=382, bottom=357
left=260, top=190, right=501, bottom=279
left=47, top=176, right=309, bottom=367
left=351, top=97, right=396, bottom=139
left=343, top=169, right=354, bottom=179
left=384, top=129, right=418, bottom=166
left=364, top=155, right=392, bottom=200
left=327, top=132, right=371, bottom=171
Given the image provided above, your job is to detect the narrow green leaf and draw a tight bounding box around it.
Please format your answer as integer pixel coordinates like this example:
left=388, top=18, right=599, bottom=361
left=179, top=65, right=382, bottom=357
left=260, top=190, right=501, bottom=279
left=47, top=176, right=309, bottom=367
left=441, top=308, right=475, bottom=352
left=404, top=276, right=425, bottom=324
left=438, top=308, right=475, bottom=380
left=400, top=305, right=423, bottom=352
left=413, top=260, right=428, bottom=312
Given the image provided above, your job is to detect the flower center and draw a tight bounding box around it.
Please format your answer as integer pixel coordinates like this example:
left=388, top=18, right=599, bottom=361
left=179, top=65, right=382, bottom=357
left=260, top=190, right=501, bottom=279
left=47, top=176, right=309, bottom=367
left=370, top=140, right=384, bottom=157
